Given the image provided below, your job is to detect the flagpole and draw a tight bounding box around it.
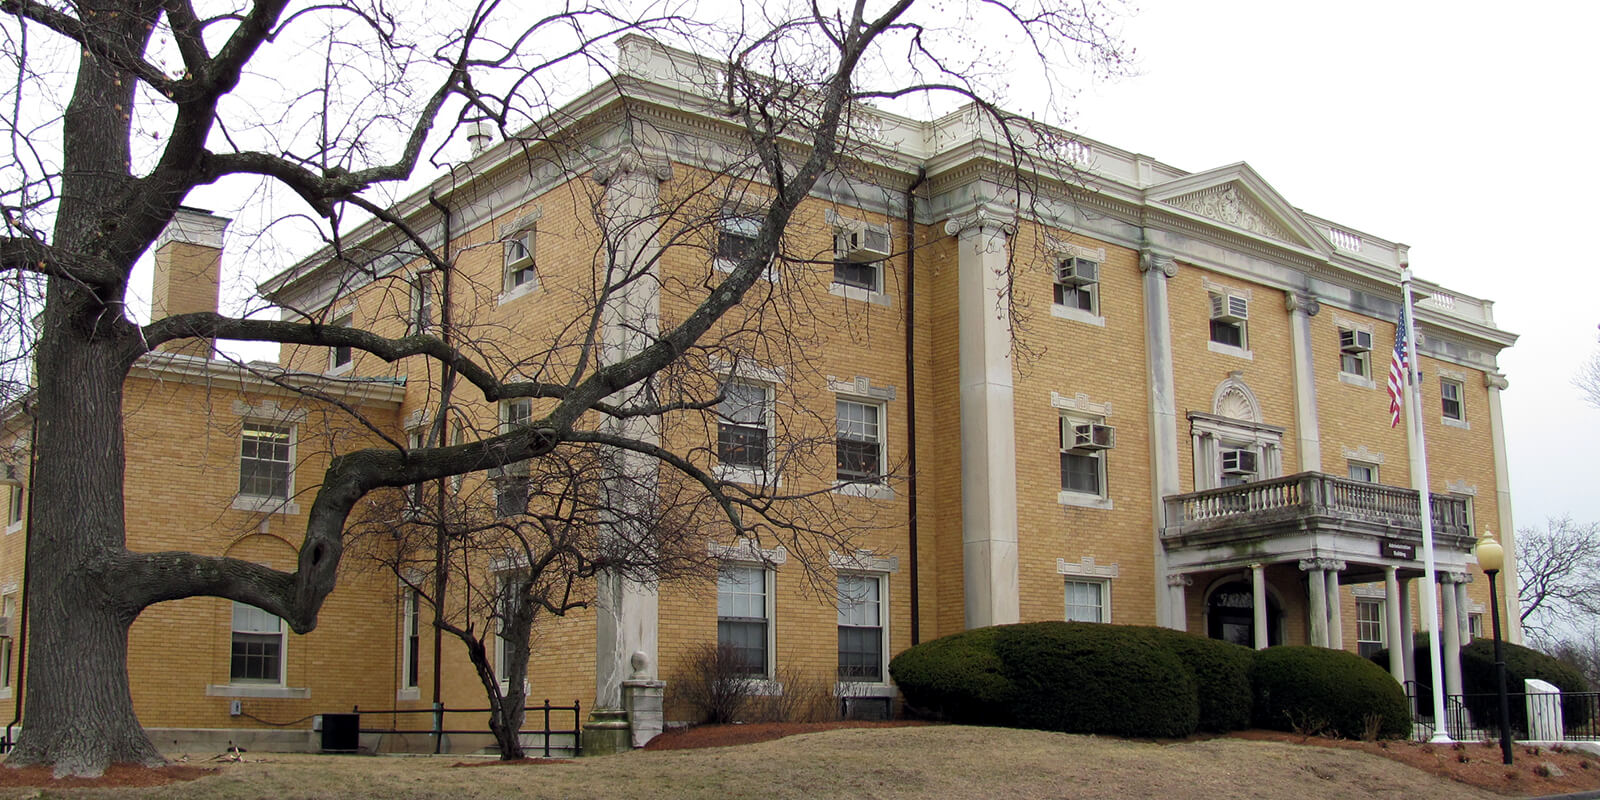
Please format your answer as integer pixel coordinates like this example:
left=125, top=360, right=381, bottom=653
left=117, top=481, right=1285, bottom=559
left=1402, top=266, right=1451, bottom=743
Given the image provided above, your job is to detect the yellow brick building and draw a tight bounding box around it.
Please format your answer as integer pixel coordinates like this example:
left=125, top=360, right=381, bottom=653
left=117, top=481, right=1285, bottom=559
left=0, top=37, right=1521, bottom=753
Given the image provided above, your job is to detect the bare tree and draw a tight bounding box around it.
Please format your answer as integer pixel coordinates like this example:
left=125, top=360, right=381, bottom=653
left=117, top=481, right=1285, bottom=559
left=0, top=0, right=1128, bottom=774
left=1517, top=516, right=1600, bottom=645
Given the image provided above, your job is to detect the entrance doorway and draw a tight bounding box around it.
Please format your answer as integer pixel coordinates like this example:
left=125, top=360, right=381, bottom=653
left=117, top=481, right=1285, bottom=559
left=1206, top=580, right=1282, bottom=647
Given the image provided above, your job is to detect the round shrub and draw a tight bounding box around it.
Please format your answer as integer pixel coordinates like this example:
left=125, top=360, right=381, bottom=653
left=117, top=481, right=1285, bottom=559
left=1252, top=646, right=1411, bottom=739
left=993, top=622, right=1199, bottom=737
left=888, top=626, right=1013, bottom=726
left=1134, top=626, right=1254, bottom=732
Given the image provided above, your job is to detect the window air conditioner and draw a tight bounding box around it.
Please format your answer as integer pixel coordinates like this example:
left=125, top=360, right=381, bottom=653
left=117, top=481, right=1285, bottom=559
left=0, top=463, right=18, bottom=487
left=1071, top=423, right=1116, bottom=450
left=1221, top=449, right=1258, bottom=476
left=1210, top=293, right=1248, bottom=323
left=835, top=223, right=891, bottom=262
left=1056, top=257, right=1100, bottom=286
left=1339, top=329, right=1373, bottom=353
left=487, top=460, right=530, bottom=481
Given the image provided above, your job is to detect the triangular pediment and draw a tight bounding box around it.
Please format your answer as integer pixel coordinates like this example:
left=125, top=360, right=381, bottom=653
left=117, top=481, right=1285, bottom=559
left=1147, top=163, right=1333, bottom=256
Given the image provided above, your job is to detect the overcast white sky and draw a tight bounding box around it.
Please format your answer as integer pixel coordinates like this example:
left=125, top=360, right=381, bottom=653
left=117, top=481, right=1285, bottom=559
left=1061, top=0, right=1600, bottom=531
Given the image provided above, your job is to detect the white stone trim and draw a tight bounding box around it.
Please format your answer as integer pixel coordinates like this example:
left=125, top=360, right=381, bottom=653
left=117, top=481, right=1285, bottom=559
left=1351, top=584, right=1386, bottom=599
left=829, top=550, right=900, bottom=573
left=496, top=207, right=543, bottom=238
left=1056, top=556, right=1119, bottom=579
left=206, top=684, right=310, bottom=699
left=1338, top=372, right=1377, bottom=389
left=1208, top=341, right=1254, bottom=360
left=1050, top=392, right=1113, bottom=417
left=1446, top=479, right=1478, bottom=496
left=1044, top=239, right=1107, bottom=263
left=711, top=357, right=786, bottom=385
left=708, top=538, right=788, bottom=566
left=1443, top=417, right=1472, bottom=431
left=1340, top=445, right=1386, bottom=465
left=833, top=482, right=895, bottom=500
left=828, top=282, right=892, bottom=307
left=232, top=400, right=308, bottom=424
left=1057, top=490, right=1114, bottom=510
left=1437, top=366, right=1467, bottom=382
left=155, top=208, right=230, bottom=251
left=396, top=687, right=421, bottom=702
left=1332, top=313, right=1375, bottom=335
left=1049, top=304, right=1105, bottom=326
left=828, top=376, right=896, bottom=401
left=1201, top=277, right=1253, bottom=300
left=231, top=495, right=301, bottom=516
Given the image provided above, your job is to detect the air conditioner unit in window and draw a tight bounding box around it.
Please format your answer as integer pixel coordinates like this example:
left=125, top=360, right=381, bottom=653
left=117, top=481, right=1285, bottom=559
left=487, top=460, right=530, bottom=481
left=1221, top=449, right=1258, bottom=476
left=1340, top=329, right=1373, bottom=353
left=835, top=223, right=891, bottom=262
left=1056, top=257, right=1100, bottom=286
left=1071, top=423, right=1116, bottom=450
left=1210, top=293, right=1248, bottom=323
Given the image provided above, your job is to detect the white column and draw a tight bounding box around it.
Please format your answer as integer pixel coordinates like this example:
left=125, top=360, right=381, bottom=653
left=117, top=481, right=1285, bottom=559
left=1455, top=580, right=1472, bottom=644
left=1400, top=577, right=1417, bottom=685
left=949, top=208, right=1020, bottom=628
left=1251, top=564, right=1269, bottom=650
left=1440, top=574, right=1464, bottom=698
left=1286, top=292, right=1323, bottom=472
left=1167, top=573, right=1192, bottom=632
left=1303, top=559, right=1328, bottom=648
left=1385, top=567, right=1406, bottom=684
left=590, top=151, right=672, bottom=710
left=1325, top=566, right=1344, bottom=650
left=1485, top=372, right=1523, bottom=643
left=1143, top=250, right=1181, bottom=629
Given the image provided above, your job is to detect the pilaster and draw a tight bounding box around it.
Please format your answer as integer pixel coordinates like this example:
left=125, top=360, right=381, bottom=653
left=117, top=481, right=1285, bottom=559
left=1142, top=249, right=1180, bottom=629
left=1285, top=292, right=1323, bottom=471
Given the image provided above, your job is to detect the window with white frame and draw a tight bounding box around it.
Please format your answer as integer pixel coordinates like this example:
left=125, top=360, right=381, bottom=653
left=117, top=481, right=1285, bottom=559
left=0, top=594, right=14, bottom=688
left=503, top=227, right=536, bottom=293
left=1338, top=327, right=1373, bottom=378
left=1059, top=416, right=1112, bottom=499
left=1053, top=256, right=1099, bottom=314
left=717, top=564, right=770, bottom=677
left=239, top=422, right=293, bottom=501
left=1208, top=291, right=1248, bottom=350
left=494, top=400, right=531, bottom=517
left=329, top=312, right=353, bottom=372
left=1356, top=599, right=1385, bottom=658
left=402, top=588, right=420, bottom=690
left=717, top=382, right=770, bottom=471
left=837, top=573, right=886, bottom=682
left=230, top=602, right=285, bottom=683
left=832, top=231, right=882, bottom=293
left=409, top=275, right=434, bottom=335
left=406, top=431, right=427, bottom=513
left=716, top=216, right=760, bottom=266
left=7, top=485, right=22, bottom=528
left=494, top=573, right=522, bottom=682
left=1441, top=378, right=1464, bottom=421
left=1347, top=460, right=1380, bottom=484
left=1469, top=612, right=1484, bottom=639
left=836, top=400, right=883, bottom=484
left=1064, top=579, right=1108, bottom=623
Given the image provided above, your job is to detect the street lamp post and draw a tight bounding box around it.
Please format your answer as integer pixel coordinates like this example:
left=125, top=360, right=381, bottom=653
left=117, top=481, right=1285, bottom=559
left=1477, top=533, right=1514, bottom=766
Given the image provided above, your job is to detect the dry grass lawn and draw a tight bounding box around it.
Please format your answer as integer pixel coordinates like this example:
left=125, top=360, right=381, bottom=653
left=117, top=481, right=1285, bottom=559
left=0, top=726, right=1510, bottom=800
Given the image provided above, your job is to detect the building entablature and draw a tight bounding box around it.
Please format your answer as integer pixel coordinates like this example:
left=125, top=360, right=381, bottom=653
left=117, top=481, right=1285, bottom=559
left=129, top=351, right=409, bottom=409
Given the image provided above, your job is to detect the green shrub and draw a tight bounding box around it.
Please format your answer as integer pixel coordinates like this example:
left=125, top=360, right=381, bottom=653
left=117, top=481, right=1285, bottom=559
left=1252, top=646, right=1410, bottom=739
left=1134, top=626, right=1254, bottom=732
left=888, top=626, right=1013, bottom=726
left=1370, top=634, right=1592, bottom=730
left=993, top=622, right=1199, bottom=738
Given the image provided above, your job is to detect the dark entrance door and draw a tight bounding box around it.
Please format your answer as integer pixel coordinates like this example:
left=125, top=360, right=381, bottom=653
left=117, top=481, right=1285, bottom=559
left=1207, top=580, right=1282, bottom=647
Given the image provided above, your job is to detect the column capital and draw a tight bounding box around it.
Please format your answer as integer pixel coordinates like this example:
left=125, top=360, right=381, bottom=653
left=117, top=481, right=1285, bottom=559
left=1166, top=573, right=1193, bottom=587
left=1298, top=558, right=1345, bottom=572
left=1140, top=251, right=1178, bottom=278
left=1438, top=571, right=1473, bottom=584
left=592, top=149, right=674, bottom=185
left=943, top=201, right=1016, bottom=237
left=1485, top=371, right=1509, bottom=391
left=1285, top=291, right=1321, bottom=316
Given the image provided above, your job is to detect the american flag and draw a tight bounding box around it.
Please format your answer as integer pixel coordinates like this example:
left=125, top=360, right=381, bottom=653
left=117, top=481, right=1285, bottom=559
left=1387, top=303, right=1409, bottom=428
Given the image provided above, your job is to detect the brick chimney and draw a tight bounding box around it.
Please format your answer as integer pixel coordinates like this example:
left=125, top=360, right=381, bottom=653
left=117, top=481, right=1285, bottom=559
left=151, top=207, right=229, bottom=359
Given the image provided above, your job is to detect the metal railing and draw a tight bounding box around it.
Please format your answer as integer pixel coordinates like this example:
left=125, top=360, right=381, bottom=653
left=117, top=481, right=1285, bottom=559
left=1406, top=684, right=1600, bottom=742
left=350, top=699, right=583, bottom=757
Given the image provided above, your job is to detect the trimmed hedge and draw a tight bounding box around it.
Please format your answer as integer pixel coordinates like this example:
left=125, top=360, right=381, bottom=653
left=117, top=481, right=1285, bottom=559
left=1252, top=646, right=1411, bottom=739
left=1134, top=626, right=1254, bottom=732
left=1371, top=634, right=1592, bottom=730
left=886, top=626, right=1014, bottom=726
left=993, top=622, right=1198, bottom=737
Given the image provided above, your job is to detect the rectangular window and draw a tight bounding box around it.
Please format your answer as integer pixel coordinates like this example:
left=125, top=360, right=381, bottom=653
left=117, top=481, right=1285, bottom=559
left=716, top=217, right=760, bottom=264
left=1338, top=327, right=1373, bottom=378
left=1058, top=418, right=1109, bottom=498
left=504, top=229, right=536, bottom=292
left=239, top=423, right=293, bottom=500
left=0, top=594, right=14, bottom=688
left=409, top=276, right=434, bottom=335
left=329, top=312, right=353, bottom=371
left=1053, top=256, right=1099, bottom=314
left=230, top=602, right=285, bottom=683
left=1064, top=579, right=1108, bottom=623
left=837, top=574, right=884, bottom=682
left=7, top=485, right=22, bottom=527
left=402, top=588, right=420, bottom=690
left=717, top=382, right=770, bottom=470
left=1441, top=378, right=1464, bottom=421
left=1208, top=292, right=1248, bottom=350
left=716, top=564, right=769, bottom=677
left=406, top=431, right=426, bottom=512
left=494, top=575, right=521, bottom=682
left=493, top=402, right=531, bottom=518
left=1347, top=461, right=1379, bottom=483
left=836, top=400, right=882, bottom=483
left=1356, top=599, right=1385, bottom=658
left=1469, top=612, right=1484, bottom=639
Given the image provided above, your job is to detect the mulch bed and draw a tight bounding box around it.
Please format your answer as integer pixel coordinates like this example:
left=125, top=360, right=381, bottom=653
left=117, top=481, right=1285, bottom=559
left=0, top=763, right=216, bottom=788
left=642, top=720, right=930, bottom=751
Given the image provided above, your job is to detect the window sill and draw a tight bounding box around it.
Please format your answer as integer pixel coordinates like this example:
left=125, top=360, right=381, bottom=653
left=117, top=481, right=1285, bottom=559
left=4, top=521, right=19, bottom=535
left=1339, top=372, right=1376, bottom=389
left=714, top=464, right=781, bottom=488
left=497, top=282, right=538, bottom=307
left=832, top=482, right=894, bottom=501
left=396, top=687, right=421, bottom=702
left=326, top=362, right=353, bottom=377
left=1050, top=304, right=1105, bottom=327
left=1057, top=491, right=1113, bottom=510
left=206, top=684, right=310, bottom=699
left=714, top=257, right=778, bottom=283
left=738, top=678, right=783, bottom=697
left=834, top=682, right=896, bottom=698
left=1207, top=341, right=1253, bottom=360
left=1443, top=417, right=1471, bottom=430
left=232, top=495, right=301, bottom=516
left=828, top=282, right=891, bottom=307
left=0, top=688, right=11, bottom=700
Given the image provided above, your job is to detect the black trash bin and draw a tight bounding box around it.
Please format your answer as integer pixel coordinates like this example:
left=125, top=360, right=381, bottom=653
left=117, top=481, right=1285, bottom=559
left=320, top=713, right=360, bottom=753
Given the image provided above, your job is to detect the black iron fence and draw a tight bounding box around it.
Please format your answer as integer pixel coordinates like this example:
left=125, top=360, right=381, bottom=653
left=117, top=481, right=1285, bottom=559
left=345, top=699, right=583, bottom=756
left=1406, top=683, right=1600, bottom=742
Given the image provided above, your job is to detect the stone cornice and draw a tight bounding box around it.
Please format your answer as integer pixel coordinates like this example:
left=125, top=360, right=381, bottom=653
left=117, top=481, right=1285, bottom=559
left=129, top=352, right=408, bottom=407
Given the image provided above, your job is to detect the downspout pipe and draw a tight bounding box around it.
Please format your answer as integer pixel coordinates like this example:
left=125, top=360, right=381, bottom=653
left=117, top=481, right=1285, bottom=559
left=5, top=403, right=38, bottom=750
left=903, top=167, right=927, bottom=645
left=426, top=193, right=453, bottom=753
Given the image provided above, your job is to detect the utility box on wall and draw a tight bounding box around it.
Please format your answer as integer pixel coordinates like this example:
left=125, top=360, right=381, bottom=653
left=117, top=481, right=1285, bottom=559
left=320, top=713, right=360, bottom=753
